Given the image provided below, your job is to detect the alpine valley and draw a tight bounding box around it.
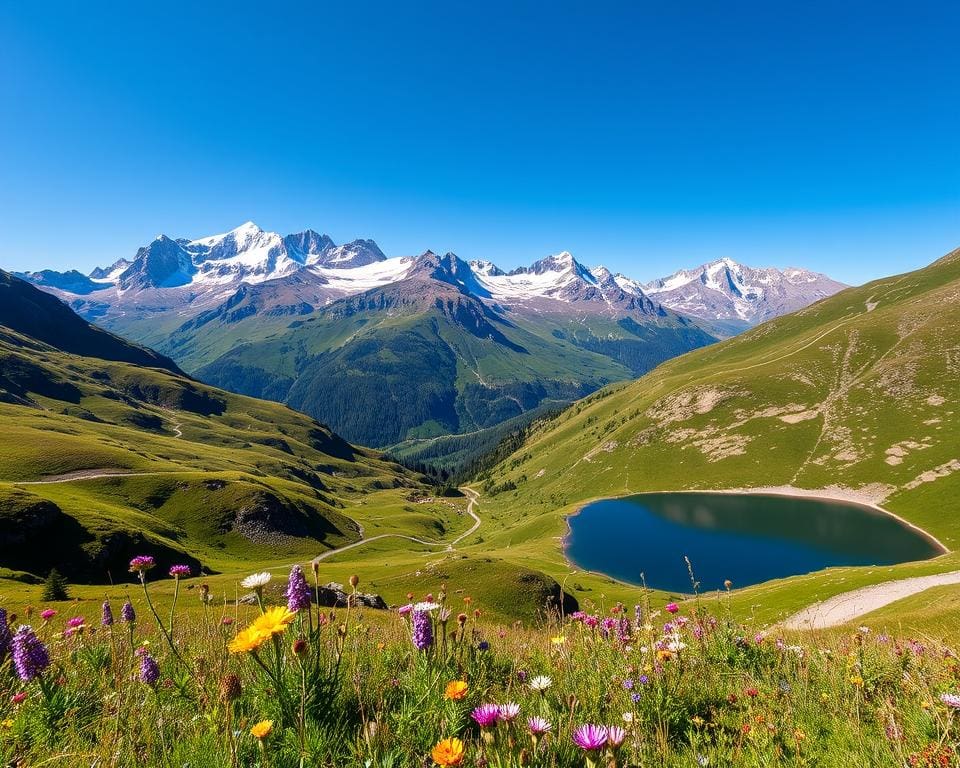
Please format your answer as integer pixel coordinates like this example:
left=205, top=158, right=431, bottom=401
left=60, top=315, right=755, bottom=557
left=18, top=222, right=846, bottom=472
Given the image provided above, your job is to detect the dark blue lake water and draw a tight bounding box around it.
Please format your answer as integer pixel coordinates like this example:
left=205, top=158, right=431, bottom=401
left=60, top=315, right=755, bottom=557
left=565, top=493, right=941, bottom=593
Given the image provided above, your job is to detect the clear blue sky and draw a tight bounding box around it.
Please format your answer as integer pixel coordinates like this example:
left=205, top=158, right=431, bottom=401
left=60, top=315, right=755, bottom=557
left=1, top=1, right=957, bottom=285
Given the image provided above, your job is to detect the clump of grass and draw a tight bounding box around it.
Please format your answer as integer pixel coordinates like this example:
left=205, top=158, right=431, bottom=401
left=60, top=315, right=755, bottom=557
left=0, top=557, right=959, bottom=767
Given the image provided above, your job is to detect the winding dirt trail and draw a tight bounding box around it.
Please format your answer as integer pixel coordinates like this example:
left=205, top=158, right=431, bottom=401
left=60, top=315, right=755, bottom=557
left=310, top=487, right=481, bottom=563
left=15, top=470, right=165, bottom=485
left=783, top=570, right=960, bottom=629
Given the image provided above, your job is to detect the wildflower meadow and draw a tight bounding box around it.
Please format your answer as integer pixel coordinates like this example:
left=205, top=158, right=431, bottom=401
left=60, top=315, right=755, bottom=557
left=0, top=556, right=958, bottom=767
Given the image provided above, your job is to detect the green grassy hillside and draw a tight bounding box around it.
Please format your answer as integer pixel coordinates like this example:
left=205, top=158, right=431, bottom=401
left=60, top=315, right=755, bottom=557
left=0, top=271, right=590, bottom=622
left=192, top=284, right=713, bottom=450
left=0, top=272, right=461, bottom=584
left=469, top=247, right=960, bottom=621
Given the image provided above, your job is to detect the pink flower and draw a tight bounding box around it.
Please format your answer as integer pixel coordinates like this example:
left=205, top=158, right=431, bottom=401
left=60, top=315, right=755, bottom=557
left=397, top=604, right=413, bottom=616
left=940, top=692, right=960, bottom=709
left=221, top=617, right=234, bottom=626
left=11, top=692, right=26, bottom=705
left=528, top=716, right=552, bottom=734
left=607, top=725, right=626, bottom=747
left=169, top=564, right=191, bottom=578
left=572, top=724, right=608, bottom=750
left=497, top=702, right=521, bottom=722
left=471, top=703, right=501, bottom=728
left=128, top=555, right=155, bottom=574
left=40, top=609, right=57, bottom=621
left=66, top=616, right=85, bottom=629
left=665, top=603, right=679, bottom=614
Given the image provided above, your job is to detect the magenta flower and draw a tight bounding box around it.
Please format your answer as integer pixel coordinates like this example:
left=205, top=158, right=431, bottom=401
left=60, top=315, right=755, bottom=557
left=607, top=725, right=626, bottom=747
left=40, top=609, right=57, bottom=621
left=66, top=616, right=85, bottom=629
left=397, top=603, right=413, bottom=616
left=128, top=555, right=155, bottom=574
left=168, top=564, right=191, bottom=579
left=665, top=603, right=679, bottom=614
left=572, top=724, right=608, bottom=751
left=471, top=703, right=501, bottom=728
left=528, top=716, right=552, bottom=734
left=498, top=702, right=521, bottom=722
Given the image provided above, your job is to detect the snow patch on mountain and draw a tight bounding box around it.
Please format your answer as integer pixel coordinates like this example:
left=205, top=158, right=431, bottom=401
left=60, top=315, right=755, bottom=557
left=643, top=258, right=847, bottom=322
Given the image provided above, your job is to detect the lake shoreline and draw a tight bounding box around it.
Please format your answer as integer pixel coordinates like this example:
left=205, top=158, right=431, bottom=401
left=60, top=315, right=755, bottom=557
left=561, top=486, right=949, bottom=593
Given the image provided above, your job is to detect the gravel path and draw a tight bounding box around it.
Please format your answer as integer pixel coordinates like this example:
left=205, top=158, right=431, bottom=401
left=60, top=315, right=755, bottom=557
left=783, top=571, right=960, bottom=629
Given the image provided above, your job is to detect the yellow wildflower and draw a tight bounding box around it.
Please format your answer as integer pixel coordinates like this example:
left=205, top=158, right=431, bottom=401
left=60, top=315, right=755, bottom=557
left=252, top=606, right=297, bottom=638
left=250, top=719, right=273, bottom=739
left=444, top=680, right=469, bottom=701
left=228, top=626, right=267, bottom=653
left=229, top=625, right=268, bottom=654
left=431, top=737, right=465, bottom=766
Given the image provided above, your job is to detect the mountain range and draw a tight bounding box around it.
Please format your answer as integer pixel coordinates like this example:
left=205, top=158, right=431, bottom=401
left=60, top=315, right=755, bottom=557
left=15, top=223, right=846, bottom=468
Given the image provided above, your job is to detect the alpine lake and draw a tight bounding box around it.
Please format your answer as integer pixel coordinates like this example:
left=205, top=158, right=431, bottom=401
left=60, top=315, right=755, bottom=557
left=565, top=492, right=942, bottom=593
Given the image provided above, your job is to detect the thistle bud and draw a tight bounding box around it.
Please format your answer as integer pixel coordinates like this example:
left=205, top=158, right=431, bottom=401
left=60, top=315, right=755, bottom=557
left=220, top=673, right=242, bottom=702
left=349, top=574, right=359, bottom=589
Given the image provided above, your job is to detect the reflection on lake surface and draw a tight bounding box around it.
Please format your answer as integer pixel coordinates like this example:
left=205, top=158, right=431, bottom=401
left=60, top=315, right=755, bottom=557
left=565, top=493, right=941, bottom=593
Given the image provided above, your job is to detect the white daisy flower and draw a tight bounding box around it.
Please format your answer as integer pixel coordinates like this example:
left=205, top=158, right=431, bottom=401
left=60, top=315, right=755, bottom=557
left=241, top=572, right=272, bottom=590
left=414, top=601, right=441, bottom=612
left=529, top=675, right=552, bottom=691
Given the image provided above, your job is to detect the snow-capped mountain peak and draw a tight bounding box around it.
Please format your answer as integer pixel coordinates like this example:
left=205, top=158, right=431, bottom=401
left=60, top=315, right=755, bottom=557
left=469, top=259, right=505, bottom=277
left=643, top=259, right=846, bottom=323
left=18, top=223, right=846, bottom=331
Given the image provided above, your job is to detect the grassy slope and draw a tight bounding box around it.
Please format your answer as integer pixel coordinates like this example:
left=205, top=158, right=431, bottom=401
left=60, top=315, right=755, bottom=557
left=0, top=319, right=473, bottom=582
left=465, top=248, right=960, bottom=625
left=0, top=272, right=586, bottom=621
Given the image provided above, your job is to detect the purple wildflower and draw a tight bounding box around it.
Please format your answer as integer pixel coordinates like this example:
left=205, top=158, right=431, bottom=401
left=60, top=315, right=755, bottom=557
left=128, top=555, right=155, bottom=574
left=572, top=724, right=608, bottom=751
left=528, top=716, right=552, bottom=734
left=0, top=609, right=11, bottom=659
left=285, top=565, right=312, bottom=613
left=11, top=626, right=49, bottom=682
left=411, top=609, right=433, bottom=650
left=120, top=601, right=136, bottom=623
left=168, top=564, right=191, bottom=579
left=138, top=650, right=160, bottom=687
left=101, top=601, right=114, bottom=627
left=472, top=703, right=500, bottom=728
left=40, top=609, right=56, bottom=621
left=622, top=679, right=634, bottom=690
left=66, top=616, right=85, bottom=629
left=397, top=603, right=413, bottom=616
